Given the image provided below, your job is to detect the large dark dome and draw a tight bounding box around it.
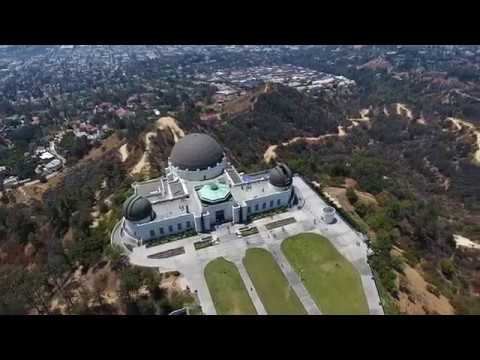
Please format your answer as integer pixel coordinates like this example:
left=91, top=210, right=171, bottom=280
left=170, top=133, right=224, bottom=171
left=123, top=195, right=153, bottom=222
left=269, top=163, right=293, bottom=188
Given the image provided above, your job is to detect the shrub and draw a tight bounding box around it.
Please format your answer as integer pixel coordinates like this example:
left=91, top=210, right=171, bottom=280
left=403, top=249, right=421, bottom=267
left=391, top=256, right=404, bottom=274
left=440, top=259, right=455, bottom=279
left=104, top=244, right=125, bottom=269
left=346, top=187, right=359, bottom=204
left=99, top=202, right=109, bottom=214
left=355, top=201, right=374, bottom=218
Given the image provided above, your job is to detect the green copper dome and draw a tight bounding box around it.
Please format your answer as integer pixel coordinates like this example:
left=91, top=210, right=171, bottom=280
left=197, top=181, right=231, bottom=204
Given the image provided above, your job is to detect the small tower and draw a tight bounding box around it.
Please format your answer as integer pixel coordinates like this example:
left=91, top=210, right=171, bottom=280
left=322, top=206, right=336, bottom=224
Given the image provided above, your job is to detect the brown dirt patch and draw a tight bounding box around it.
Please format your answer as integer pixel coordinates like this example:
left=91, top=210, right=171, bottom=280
left=324, top=186, right=354, bottom=212
left=344, top=178, right=358, bottom=188
left=358, top=57, right=393, bottom=72
left=81, top=133, right=123, bottom=163
left=49, top=261, right=122, bottom=314
left=223, top=84, right=271, bottom=117
left=397, top=263, right=455, bottom=315
left=160, top=273, right=189, bottom=292
left=324, top=186, right=377, bottom=212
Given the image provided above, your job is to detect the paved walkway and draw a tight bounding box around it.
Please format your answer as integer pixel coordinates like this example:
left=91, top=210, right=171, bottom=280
left=181, top=262, right=217, bottom=315
left=233, top=260, right=267, bottom=315
left=266, top=242, right=322, bottom=315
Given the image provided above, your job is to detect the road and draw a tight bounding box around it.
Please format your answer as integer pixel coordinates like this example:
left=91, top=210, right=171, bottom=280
left=49, top=141, right=67, bottom=165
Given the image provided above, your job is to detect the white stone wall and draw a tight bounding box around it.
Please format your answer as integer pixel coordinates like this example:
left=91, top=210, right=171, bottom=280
left=232, top=204, right=241, bottom=224
left=202, top=212, right=211, bottom=231
left=244, top=188, right=291, bottom=218
left=125, top=213, right=195, bottom=242
left=170, top=157, right=226, bottom=181
left=194, top=215, right=203, bottom=232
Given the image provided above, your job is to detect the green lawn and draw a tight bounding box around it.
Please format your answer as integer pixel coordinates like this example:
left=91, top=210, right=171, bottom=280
left=243, top=248, right=307, bottom=315
left=282, top=232, right=369, bottom=315
left=204, top=257, right=257, bottom=315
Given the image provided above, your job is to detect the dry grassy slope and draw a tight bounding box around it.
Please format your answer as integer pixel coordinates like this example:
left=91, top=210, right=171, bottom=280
left=392, top=247, right=455, bottom=315
left=81, top=133, right=123, bottom=163
left=222, top=83, right=271, bottom=117
left=324, top=185, right=377, bottom=212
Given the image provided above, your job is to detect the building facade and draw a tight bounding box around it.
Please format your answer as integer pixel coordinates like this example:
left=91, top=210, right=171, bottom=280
left=118, top=133, right=295, bottom=247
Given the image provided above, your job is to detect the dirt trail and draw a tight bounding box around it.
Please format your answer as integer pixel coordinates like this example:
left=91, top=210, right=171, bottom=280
left=447, top=117, right=480, bottom=163
left=396, top=103, right=413, bottom=119
left=263, top=126, right=346, bottom=163
left=417, top=117, right=426, bottom=125
left=453, top=234, right=480, bottom=250
left=118, top=144, right=129, bottom=162
left=130, top=117, right=185, bottom=175
left=264, top=82, right=271, bottom=93
left=157, top=116, right=185, bottom=142
left=130, top=131, right=156, bottom=175
left=448, top=117, right=465, bottom=131
left=383, top=106, right=390, bottom=116
left=348, top=108, right=371, bottom=123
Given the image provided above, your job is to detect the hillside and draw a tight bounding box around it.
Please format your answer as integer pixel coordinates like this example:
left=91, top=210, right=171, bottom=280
left=177, top=84, right=345, bottom=172
left=0, top=122, right=198, bottom=315
left=175, top=85, right=480, bottom=314
left=3, top=45, right=480, bottom=315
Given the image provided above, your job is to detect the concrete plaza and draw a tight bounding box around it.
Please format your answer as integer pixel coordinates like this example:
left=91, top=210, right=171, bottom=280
left=112, top=176, right=384, bottom=315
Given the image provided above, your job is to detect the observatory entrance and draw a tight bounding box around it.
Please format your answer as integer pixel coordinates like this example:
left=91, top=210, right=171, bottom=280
left=215, top=210, right=225, bottom=224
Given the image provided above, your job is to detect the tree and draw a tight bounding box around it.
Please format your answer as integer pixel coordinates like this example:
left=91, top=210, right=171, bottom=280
left=440, top=259, right=455, bottom=279
left=104, top=244, right=126, bottom=270
left=346, top=187, right=358, bottom=204
left=119, top=267, right=143, bottom=301
left=92, top=272, right=109, bottom=307
left=0, top=266, right=50, bottom=314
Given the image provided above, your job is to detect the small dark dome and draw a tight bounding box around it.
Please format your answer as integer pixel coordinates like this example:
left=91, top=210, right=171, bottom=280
left=170, top=133, right=224, bottom=171
left=269, top=163, right=293, bottom=188
left=123, top=195, right=153, bottom=222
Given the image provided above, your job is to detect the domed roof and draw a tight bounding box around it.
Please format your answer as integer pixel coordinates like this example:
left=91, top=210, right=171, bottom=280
left=269, top=163, right=293, bottom=188
left=122, top=195, right=152, bottom=222
left=170, top=133, right=224, bottom=171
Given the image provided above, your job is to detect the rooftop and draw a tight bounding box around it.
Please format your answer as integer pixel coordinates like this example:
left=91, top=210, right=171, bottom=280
left=151, top=197, right=191, bottom=221
left=230, top=178, right=287, bottom=204
left=225, top=164, right=242, bottom=185
left=134, top=178, right=169, bottom=199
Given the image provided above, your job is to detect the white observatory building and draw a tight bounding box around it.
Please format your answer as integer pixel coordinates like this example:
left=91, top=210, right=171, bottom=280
left=118, top=133, right=295, bottom=247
